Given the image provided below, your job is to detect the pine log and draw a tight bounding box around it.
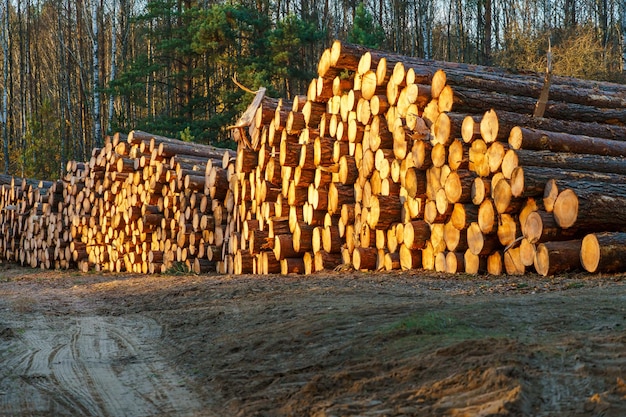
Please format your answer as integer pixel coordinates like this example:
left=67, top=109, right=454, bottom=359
left=281, top=257, right=305, bottom=274
left=352, top=247, right=378, bottom=271
left=533, top=239, right=582, bottom=276
left=580, top=232, right=626, bottom=273
left=399, top=244, right=422, bottom=270
left=463, top=249, right=486, bottom=274
left=467, top=222, right=501, bottom=256
left=495, top=110, right=626, bottom=143
left=496, top=214, right=518, bottom=247
left=552, top=179, right=626, bottom=230
left=523, top=210, right=579, bottom=244
left=444, top=169, right=474, bottom=204
left=515, top=149, right=626, bottom=177
left=453, top=86, right=626, bottom=125
left=503, top=247, right=525, bottom=275
left=311, top=250, right=340, bottom=271
left=509, top=126, right=626, bottom=157
left=487, top=251, right=503, bottom=275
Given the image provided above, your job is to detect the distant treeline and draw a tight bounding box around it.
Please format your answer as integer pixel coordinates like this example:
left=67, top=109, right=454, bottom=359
left=1, top=0, right=624, bottom=178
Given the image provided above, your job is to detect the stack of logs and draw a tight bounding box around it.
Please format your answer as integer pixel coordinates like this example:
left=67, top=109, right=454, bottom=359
left=3, top=39, right=626, bottom=277
left=225, top=40, right=626, bottom=276
left=0, top=133, right=235, bottom=274
left=0, top=174, right=69, bottom=269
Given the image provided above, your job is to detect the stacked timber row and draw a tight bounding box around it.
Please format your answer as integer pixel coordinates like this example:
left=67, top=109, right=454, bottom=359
left=0, top=174, right=70, bottom=269
left=225, top=40, right=626, bottom=276
left=0, top=133, right=235, bottom=274
left=3, top=40, right=626, bottom=277
left=68, top=131, right=235, bottom=273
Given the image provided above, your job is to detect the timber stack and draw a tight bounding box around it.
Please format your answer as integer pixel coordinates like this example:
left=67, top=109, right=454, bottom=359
left=3, top=39, right=626, bottom=276
left=225, top=40, right=626, bottom=276
left=0, top=132, right=235, bottom=274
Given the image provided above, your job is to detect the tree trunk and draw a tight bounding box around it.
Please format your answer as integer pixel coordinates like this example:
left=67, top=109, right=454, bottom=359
left=92, top=0, right=102, bottom=147
left=107, top=0, right=118, bottom=135
left=1, top=0, right=9, bottom=174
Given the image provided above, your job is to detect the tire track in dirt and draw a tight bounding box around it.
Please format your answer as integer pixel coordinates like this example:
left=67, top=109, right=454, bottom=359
left=0, top=314, right=206, bottom=417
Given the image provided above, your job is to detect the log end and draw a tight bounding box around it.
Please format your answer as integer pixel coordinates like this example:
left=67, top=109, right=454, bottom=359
left=461, top=116, right=476, bottom=143
left=553, top=189, right=579, bottom=229
left=580, top=233, right=600, bottom=273
left=524, top=211, right=543, bottom=244
left=508, top=126, right=523, bottom=150
left=317, top=48, right=332, bottom=77
left=358, top=52, right=372, bottom=75
left=431, top=69, right=447, bottom=99
left=480, top=109, right=499, bottom=143
left=534, top=243, right=551, bottom=276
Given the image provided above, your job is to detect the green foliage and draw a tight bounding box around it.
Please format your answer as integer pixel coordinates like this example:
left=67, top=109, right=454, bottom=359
left=164, top=261, right=191, bottom=275
left=13, top=100, right=62, bottom=180
left=268, top=14, right=325, bottom=95
left=10, top=100, right=62, bottom=179
left=348, top=4, right=385, bottom=49
left=179, top=126, right=194, bottom=142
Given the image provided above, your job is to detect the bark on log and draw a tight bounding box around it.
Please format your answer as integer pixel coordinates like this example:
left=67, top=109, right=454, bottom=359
left=552, top=179, right=626, bottom=231
left=580, top=232, right=626, bottom=273
left=509, top=126, right=626, bottom=157
left=534, top=239, right=583, bottom=276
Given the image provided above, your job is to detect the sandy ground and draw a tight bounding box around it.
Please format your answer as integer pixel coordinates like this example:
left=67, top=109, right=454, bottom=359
left=0, top=263, right=624, bottom=416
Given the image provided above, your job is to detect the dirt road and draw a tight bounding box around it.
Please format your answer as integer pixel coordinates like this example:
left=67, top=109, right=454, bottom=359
left=0, top=265, right=624, bottom=416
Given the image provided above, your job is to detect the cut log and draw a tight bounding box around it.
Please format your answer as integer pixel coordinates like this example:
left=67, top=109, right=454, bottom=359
left=534, top=239, right=582, bottom=276
left=467, top=222, right=500, bottom=256
left=445, top=251, right=465, bottom=273
left=580, top=232, right=626, bottom=273
left=463, top=249, right=485, bottom=274
left=503, top=247, right=525, bottom=275
left=496, top=214, right=518, bottom=247
left=281, top=257, right=305, bottom=274
left=519, top=238, right=536, bottom=267
left=444, top=169, right=474, bottom=204
left=523, top=210, right=579, bottom=244
left=399, top=244, right=422, bottom=270
left=352, top=247, right=378, bottom=271
left=515, top=149, right=626, bottom=177
left=552, top=180, right=626, bottom=230
left=487, top=251, right=503, bottom=275
left=509, top=126, right=626, bottom=157
left=314, top=250, right=343, bottom=271
left=495, top=110, right=626, bottom=142
left=453, top=86, right=626, bottom=125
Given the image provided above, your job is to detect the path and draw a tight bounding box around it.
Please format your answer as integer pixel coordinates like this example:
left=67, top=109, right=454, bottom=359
left=0, top=312, right=206, bottom=416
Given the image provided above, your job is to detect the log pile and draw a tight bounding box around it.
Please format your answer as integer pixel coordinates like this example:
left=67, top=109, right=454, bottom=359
left=0, top=175, right=68, bottom=269
left=3, top=39, right=626, bottom=277
left=0, top=133, right=235, bottom=274
left=225, top=40, right=626, bottom=276
left=68, top=132, right=236, bottom=273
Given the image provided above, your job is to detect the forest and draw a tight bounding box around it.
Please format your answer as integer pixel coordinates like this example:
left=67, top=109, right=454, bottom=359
left=1, top=0, right=625, bottom=179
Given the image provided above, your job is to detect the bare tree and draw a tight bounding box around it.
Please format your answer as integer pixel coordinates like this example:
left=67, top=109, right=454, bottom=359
left=621, top=0, right=626, bottom=72
left=92, top=0, right=102, bottom=148
left=1, top=0, right=9, bottom=174
left=108, top=0, right=118, bottom=134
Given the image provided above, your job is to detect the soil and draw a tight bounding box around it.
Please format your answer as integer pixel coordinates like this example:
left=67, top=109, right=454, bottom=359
left=0, top=263, right=624, bottom=416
